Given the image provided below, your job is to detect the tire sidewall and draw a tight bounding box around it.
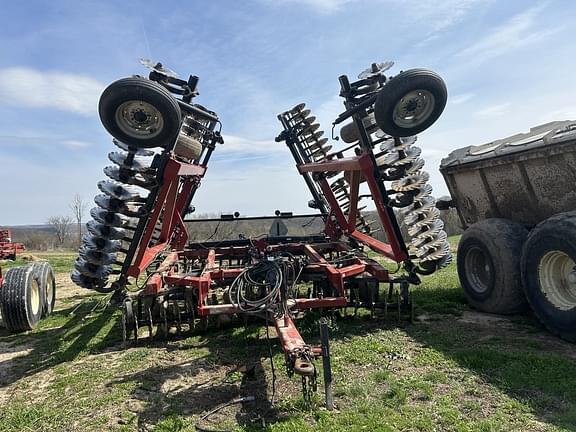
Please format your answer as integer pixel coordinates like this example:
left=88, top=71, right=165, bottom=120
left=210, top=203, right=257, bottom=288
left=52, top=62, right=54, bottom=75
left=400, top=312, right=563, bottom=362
left=30, top=262, right=56, bottom=316
left=1, top=266, right=43, bottom=331
left=456, top=219, right=528, bottom=314
left=374, top=70, right=447, bottom=137
left=44, top=267, right=56, bottom=315
left=522, top=233, right=576, bottom=333
left=457, top=236, right=497, bottom=303
left=99, top=78, right=181, bottom=148
left=26, top=268, right=43, bottom=326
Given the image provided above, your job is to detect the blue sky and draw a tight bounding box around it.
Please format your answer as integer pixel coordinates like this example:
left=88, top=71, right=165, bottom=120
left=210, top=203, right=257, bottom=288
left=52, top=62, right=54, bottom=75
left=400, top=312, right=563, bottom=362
left=1, top=0, right=575, bottom=225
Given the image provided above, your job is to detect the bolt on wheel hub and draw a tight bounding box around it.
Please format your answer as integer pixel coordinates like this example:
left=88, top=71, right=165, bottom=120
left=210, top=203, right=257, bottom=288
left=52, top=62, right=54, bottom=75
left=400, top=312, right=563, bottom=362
left=393, top=89, right=435, bottom=128
left=115, top=100, right=164, bottom=139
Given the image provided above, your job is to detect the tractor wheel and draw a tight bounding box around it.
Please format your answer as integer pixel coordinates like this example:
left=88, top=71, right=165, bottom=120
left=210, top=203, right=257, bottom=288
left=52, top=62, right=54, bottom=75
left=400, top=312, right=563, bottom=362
left=521, top=212, right=576, bottom=342
left=30, top=261, right=56, bottom=316
left=374, top=69, right=447, bottom=137
left=99, top=77, right=182, bottom=148
left=457, top=219, right=528, bottom=314
left=0, top=265, right=43, bottom=332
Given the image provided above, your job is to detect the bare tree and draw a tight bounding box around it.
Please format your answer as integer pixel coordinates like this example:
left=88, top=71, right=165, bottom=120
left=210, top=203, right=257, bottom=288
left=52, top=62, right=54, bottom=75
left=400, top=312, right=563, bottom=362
left=70, top=194, right=88, bottom=247
left=47, top=216, right=73, bottom=248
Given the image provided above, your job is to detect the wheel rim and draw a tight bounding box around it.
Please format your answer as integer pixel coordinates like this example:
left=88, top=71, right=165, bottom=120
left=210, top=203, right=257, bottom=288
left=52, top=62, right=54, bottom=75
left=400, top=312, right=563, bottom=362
left=538, top=251, right=576, bottom=310
left=46, top=276, right=55, bottom=306
left=30, top=278, right=41, bottom=316
left=392, top=89, right=435, bottom=128
left=115, top=100, right=165, bottom=139
left=465, top=246, right=493, bottom=295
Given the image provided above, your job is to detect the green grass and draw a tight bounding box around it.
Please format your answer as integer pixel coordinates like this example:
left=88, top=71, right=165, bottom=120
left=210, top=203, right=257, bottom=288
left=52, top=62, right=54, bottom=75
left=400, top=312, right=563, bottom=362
left=1, top=250, right=76, bottom=273
left=1, top=239, right=575, bottom=431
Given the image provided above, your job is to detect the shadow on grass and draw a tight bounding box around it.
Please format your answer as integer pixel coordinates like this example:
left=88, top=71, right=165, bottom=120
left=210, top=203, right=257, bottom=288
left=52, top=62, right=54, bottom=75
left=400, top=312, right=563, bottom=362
left=3, top=277, right=574, bottom=430
left=291, top=283, right=576, bottom=430
left=109, top=326, right=281, bottom=431
left=101, top=283, right=470, bottom=431
left=404, top=286, right=576, bottom=430
left=0, top=295, right=122, bottom=387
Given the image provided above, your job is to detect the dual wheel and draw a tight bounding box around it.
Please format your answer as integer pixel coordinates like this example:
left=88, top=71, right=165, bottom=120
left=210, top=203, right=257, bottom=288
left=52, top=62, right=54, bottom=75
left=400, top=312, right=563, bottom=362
left=458, top=213, right=576, bottom=342
left=0, top=262, right=56, bottom=333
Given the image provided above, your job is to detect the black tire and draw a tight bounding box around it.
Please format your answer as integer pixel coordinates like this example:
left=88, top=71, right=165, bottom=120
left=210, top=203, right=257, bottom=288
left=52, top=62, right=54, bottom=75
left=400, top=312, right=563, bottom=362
left=521, top=212, right=576, bottom=342
left=99, top=77, right=182, bottom=148
left=374, top=69, right=447, bottom=137
left=0, top=265, right=43, bottom=332
left=457, top=219, right=528, bottom=314
left=30, top=261, right=56, bottom=317
left=122, top=299, right=138, bottom=343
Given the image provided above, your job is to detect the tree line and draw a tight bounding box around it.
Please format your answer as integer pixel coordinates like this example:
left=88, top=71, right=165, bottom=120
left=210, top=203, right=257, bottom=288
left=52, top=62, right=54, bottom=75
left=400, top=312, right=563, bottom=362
left=10, top=192, right=463, bottom=251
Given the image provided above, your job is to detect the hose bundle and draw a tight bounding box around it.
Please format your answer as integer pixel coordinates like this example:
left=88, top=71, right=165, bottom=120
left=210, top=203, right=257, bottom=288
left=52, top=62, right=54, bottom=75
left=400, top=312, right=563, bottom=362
left=230, top=260, right=283, bottom=314
left=229, top=255, right=304, bottom=315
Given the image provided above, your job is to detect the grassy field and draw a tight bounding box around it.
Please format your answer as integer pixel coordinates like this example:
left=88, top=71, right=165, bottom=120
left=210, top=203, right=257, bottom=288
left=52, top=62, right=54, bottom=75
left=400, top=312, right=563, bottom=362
left=0, top=243, right=575, bottom=432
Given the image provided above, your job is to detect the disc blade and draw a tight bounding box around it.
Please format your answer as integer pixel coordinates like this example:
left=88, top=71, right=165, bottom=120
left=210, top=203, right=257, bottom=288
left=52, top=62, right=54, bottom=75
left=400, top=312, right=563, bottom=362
left=112, top=139, right=155, bottom=156
left=97, top=180, right=141, bottom=201
left=109, top=152, right=153, bottom=172
left=79, top=247, right=117, bottom=265
left=82, top=233, right=122, bottom=252
left=86, top=220, right=126, bottom=240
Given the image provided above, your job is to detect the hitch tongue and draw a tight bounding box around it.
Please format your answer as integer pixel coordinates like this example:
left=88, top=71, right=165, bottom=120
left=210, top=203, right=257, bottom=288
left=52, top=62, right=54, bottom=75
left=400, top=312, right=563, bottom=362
left=294, top=357, right=315, bottom=376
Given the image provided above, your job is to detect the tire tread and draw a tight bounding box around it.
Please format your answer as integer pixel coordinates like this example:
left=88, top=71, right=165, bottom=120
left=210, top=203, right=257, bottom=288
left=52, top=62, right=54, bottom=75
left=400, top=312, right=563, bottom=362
left=457, top=218, right=528, bottom=314
left=521, top=211, right=576, bottom=342
left=0, top=265, right=38, bottom=332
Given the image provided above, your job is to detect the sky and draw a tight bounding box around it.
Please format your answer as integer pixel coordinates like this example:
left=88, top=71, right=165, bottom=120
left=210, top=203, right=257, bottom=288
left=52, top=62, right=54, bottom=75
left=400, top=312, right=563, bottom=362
left=1, top=0, right=575, bottom=225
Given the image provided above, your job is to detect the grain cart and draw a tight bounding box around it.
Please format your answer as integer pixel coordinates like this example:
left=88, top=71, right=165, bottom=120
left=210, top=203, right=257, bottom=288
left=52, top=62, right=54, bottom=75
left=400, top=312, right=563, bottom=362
left=440, top=120, right=576, bottom=341
left=0, top=262, right=57, bottom=332
left=72, top=60, right=452, bottom=404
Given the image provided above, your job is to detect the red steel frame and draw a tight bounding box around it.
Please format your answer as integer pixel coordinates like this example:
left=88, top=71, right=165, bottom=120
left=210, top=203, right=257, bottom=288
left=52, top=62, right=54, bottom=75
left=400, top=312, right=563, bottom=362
left=126, top=158, right=206, bottom=278
left=140, top=239, right=392, bottom=362
left=298, top=153, right=408, bottom=261
left=0, top=229, right=25, bottom=260
left=124, top=145, right=409, bottom=374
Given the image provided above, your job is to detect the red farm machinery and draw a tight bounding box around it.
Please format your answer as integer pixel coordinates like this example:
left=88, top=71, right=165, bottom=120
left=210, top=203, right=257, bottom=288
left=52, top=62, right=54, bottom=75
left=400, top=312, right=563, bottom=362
left=0, top=228, right=25, bottom=260
left=71, top=60, right=452, bottom=405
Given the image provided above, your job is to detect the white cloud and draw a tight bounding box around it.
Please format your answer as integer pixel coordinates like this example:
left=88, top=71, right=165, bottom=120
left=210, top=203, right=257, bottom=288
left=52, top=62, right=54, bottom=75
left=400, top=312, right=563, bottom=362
left=217, top=95, right=346, bottom=157
left=539, top=108, right=576, bottom=124
left=261, top=0, right=487, bottom=22
left=449, top=93, right=475, bottom=105
left=219, top=134, right=283, bottom=154
left=457, top=4, right=557, bottom=62
left=0, top=154, right=102, bottom=225
left=260, top=0, right=357, bottom=14
left=0, top=134, right=92, bottom=149
left=62, top=140, right=91, bottom=149
left=405, top=0, right=490, bottom=32
left=475, top=102, right=511, bottom=117
left=195, top=160, right=311, bottom=216
left=0, top=67, right=105, bottom=116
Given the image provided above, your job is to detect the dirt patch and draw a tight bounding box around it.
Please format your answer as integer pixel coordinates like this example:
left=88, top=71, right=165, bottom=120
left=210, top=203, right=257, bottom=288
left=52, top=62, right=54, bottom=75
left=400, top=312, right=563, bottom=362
left=458, top=310, right=515, bottom=327
left=0, top=341, right=33, bottom=381
left=55, top=272, right=86, bottom=301
left=454, top=311, right=576, bottom=359
left=0, top=341, right=34, bottom=403
left=20, top=253, right=41, bottom=262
